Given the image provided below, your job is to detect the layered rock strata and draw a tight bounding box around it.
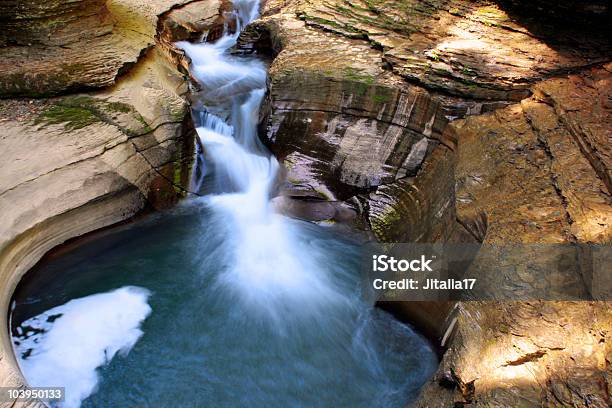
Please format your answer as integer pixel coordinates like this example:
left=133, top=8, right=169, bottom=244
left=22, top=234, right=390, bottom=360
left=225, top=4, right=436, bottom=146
left=242, top=0, right=611, bottom=243
left=413, top=64, right=611, bottom=407
left=240, top=1, right=612, bottom=406
left=0, top=0, right=231, bottom=405
left=0, top=0, right=610, bottom=407
left=0, top=0, right=231, bottom=97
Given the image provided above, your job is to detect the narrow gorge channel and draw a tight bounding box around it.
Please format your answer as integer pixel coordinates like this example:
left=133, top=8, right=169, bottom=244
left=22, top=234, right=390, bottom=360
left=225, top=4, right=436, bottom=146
left=9, top=1, right=438, bottom=407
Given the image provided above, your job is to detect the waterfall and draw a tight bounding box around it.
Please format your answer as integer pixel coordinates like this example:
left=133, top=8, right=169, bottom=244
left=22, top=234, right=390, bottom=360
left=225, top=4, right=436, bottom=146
left=176, top=1, right=352, bottom=324
left=176, top=0, right=273, bottom=202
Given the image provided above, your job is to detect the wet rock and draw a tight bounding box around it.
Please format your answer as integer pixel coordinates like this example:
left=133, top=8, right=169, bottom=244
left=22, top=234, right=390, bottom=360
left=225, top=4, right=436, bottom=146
left=246, top=0, right=610, bottom=236
left=157, top=0, right=232, bottom=44
left=0, top=47, right=196, bottom=262
left=415, top=301, right=611, bottom=408
left=366, top=144, right=456, bottom=243
left=396, top=137, right=429, bottom=179
left=438, top=371, right=459, bottom=390
left=242, top=5, right=457, bottom=229
left=157, top=0, right=234, bottom=73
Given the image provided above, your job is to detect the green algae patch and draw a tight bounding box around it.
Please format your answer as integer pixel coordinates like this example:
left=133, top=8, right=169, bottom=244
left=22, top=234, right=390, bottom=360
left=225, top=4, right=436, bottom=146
left=343, top=67, right=375, bottom=84
left=35, top=104, right=99, bottom=131
left=317, top=219, right=337, bottom=225
left=371, top=207, right=402, bottom=239
left=342, top=67, right=377, bottom=96
left=34, top=95, right=105, bottom=131
left=298, top=13, right=367, bottom=39
left=372, top=90, right=392, bottom=104
left=173, top=164, right=186, bottom=195
left=314, top=188, right=332, bottom=200
left=135, top=114, right=153, bottom=134
left=106, top=101, right=133, bottom=113
left=33, top=95, right=155, bottom=136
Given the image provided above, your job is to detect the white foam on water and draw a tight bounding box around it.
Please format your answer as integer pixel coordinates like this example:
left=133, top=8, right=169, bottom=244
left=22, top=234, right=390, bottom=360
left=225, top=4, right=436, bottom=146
left=176, top=0, right=362, bottom=332
left=176, top=0, right=355, bottom=323
left=13, top=286, right=152, bottom=408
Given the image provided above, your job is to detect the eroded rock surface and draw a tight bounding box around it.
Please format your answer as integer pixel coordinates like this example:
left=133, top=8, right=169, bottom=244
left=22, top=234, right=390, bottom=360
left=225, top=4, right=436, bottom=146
left=242, top=0, right=610, bottom=242
left=412, top=65, right=612, bottom=407
left=0, top=0, right=610, bottom=407
left=242, top=1, right=458, bottom=233
left=415, top=301, right=610, bottom=407
left=240, top=1, right=611, bottom=407
left=0, top=0, right=229, bottom=97
left=296, top=0, right=610, bottom=101
left=456, top=64, right=612, bottom=246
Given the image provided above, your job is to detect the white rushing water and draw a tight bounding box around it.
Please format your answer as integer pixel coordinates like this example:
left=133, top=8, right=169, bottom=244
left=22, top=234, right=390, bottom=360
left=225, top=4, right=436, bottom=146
left=176, top=0, right=353, bottom=325
left=13, top=287, right=151, bottom=408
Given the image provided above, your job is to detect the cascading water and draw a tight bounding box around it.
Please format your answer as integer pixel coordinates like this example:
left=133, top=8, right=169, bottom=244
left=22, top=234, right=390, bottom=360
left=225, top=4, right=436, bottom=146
left=10, top=1, right=438, bottom=407
left=176, top=1, right=353, bottom=324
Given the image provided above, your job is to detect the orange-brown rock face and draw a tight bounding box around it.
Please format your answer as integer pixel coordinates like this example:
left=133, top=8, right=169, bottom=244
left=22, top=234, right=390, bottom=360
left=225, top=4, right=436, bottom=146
left=410, top=64, right=610, bottom=407
left=415, top=301, right=610, bottom=407
left=0, top=0, right=112, bottom=47
left=455, top=64, right=612, bottom=246
left=0, top=0, right=609, bottom=407
left=242, top=1, right=612, bottom=407
left=0, top=0, right=231, bottom=97
left=296, top=0, right=610, bottom=101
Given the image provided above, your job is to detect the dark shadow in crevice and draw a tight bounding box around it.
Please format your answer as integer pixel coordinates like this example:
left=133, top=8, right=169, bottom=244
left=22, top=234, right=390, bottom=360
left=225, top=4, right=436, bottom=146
left=493, top=0, right=611, bottom=58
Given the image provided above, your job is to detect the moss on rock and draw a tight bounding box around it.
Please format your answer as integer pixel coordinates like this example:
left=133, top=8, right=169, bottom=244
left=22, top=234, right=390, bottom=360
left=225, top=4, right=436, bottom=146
left=35, top=104, right=100, bottom=131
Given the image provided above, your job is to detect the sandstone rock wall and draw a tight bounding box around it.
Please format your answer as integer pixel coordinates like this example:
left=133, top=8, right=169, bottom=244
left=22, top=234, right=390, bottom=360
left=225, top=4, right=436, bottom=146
left=295, top=0, right=610, bottom=101
left=0, top=0, right=231, bottom=97
left=411, top=64, right=611, bottom=407
left=244, top=0, right=611, bottom=243
left=456, top=65, right=612, bottom=245
left=241, top=2, right=460, bottom=240
left=0, top=0, right=232, bottom=405
left=0, top=0, right=610, bottom=407
left=241, top=1, right=612, bottom=406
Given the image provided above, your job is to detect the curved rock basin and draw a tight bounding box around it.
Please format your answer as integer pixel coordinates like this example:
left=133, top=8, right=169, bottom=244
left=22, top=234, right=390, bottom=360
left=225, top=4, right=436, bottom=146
left=11, top=202, right=437, bottom=407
